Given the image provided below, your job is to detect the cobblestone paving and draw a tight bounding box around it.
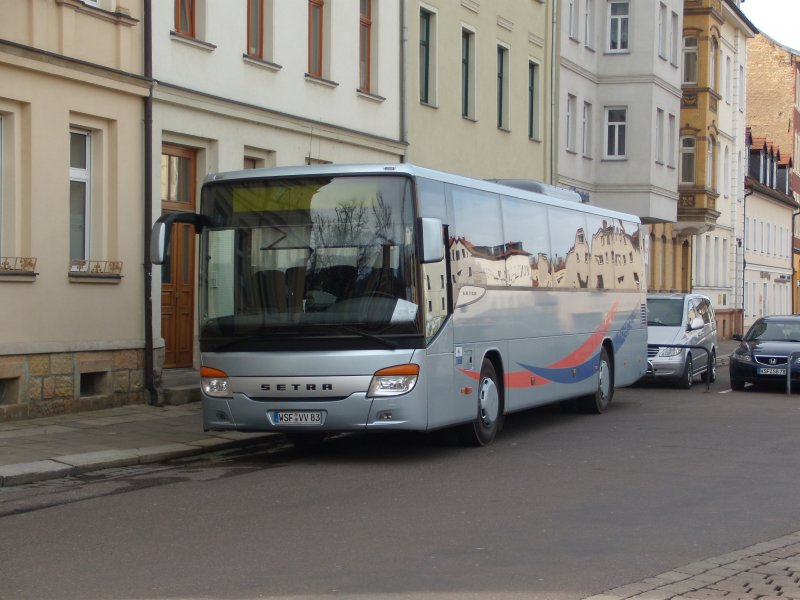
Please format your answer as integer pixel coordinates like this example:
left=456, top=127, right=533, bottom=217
left=586, top=533, right=800, bottom=600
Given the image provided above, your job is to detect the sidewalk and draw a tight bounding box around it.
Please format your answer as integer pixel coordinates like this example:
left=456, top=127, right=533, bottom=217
left=0, top=402, right=276, bottom=487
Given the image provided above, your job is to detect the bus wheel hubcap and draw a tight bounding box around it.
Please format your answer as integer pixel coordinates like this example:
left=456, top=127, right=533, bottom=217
left=480, top=378, right=499, bottom=426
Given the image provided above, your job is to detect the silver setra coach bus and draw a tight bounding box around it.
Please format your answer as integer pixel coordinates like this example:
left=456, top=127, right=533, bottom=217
left=151, top=163, right=648, bottom=446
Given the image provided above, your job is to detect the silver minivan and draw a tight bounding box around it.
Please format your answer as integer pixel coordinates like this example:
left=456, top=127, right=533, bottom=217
left=645, top=293, right=717, bottom=388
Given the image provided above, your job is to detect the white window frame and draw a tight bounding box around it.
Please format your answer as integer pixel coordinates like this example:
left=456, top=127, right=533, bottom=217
left=709, top=38, right=717, bottom=91
left=658, top=3, right=667, bottom=59
left=607, top=0, right=629, bottom=53
left=706, top=137, right=715, bottom=190
left=497, top=43, right=510, bottom=130
left=667, top=114, right=676, bottom=168
left=683, top=36, right=698, bottom=85
left=680, top=136, right=695, bottom=184
left=584, top=0, right=594, bottom=48
left=568, top=0, right=579, bottom=41
left=461, top=26, right=476, bottom=119
left=582, top=101, right=593, bottom=157
left=604, top=106, right=626, bottom=159
left=419, top=5, right=438, bottom=106
left=670, top=12, right=679, bottom=65
left=725, top=55, right=732, bottom=103
left=566, top=94, right=577, bottom=152
left=69, top=129, right=91, bottom=261
left=528, top=60, right=540, bottom=140
left=655, top=108, right=664, bottom=164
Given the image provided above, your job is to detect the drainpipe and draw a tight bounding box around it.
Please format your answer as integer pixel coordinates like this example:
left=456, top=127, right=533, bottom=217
left=143, top=0, right=158, bottom=405
left=550, top=0, right=559, bottom=184
left=400, top=0, right=408, bottom=162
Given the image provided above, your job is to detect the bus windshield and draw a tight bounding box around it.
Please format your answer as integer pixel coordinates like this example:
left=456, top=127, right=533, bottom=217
left=198, top=175, right=422, bottom=351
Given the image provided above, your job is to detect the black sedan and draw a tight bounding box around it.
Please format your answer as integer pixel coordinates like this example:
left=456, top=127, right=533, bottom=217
left=729, top=316, right=800, bottom=390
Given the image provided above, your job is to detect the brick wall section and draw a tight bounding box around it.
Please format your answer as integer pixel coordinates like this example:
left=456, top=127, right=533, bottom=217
left=747, top=34, right=796, bottom=159
left=0, top=349, right=145, bottom=421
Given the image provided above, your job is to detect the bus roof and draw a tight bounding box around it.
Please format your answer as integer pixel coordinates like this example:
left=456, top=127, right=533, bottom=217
left=203, top=163, right=642, bottom=224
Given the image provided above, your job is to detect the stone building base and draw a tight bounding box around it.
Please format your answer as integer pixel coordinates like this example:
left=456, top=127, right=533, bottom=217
left=0, top=348, right=146, bottom=422
left=715, top=308, right=743, bottom=340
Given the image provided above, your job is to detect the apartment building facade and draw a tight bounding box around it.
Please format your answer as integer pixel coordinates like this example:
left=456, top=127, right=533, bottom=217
left=742, top=130, right=796, bottom=327
left=681, top=0, right=755, bottom=338
left=405, top=0, right=555, bottom=181
left=0, top=0, right=149, bottom=420
left=746, top=33, right=800, bottom=313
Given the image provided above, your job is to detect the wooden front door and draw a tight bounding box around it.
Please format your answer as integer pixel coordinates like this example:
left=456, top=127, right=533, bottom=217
left=161, top=144, right=197, bottom=368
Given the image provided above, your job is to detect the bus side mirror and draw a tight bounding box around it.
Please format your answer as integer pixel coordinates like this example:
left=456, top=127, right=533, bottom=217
left=150, top=212, right=209, bottom=265
left=150, top=219, right=169, bottom=265
left=419, top=217, right=444, bottom=264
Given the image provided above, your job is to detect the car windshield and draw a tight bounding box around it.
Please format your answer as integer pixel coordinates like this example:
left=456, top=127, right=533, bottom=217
left=745, top=321, right=800, bottom=342
left=646, top=298, right=683, bottom=327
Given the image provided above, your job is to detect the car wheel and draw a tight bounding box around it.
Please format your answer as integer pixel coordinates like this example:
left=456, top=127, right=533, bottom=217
left=679, top=354, right=693, bottom=389
left=458, top=359, right=504, bottom=446
left=577, top=346, right=614, bottom=414
left=701, top=350, right=717, bottom=383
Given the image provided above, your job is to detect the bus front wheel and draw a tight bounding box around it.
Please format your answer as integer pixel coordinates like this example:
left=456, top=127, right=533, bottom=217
left=458, top=359, right=504, bottom=446
left=578, top=346, right=613, bottom=414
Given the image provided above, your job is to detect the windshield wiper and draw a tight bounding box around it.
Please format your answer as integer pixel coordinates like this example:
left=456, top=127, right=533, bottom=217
left=335, top=325, right=398, bottom=349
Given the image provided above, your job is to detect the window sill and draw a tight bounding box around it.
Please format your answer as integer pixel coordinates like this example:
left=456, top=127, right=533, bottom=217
left=602, top=156, right=627, bottom=161
left=462, top=115, right=477, bottom=123
left=305, top=73, right=339, bottom=88
left=604, top=49, right=630, bottom=55
left=357, top=89, right=386, bottom=103
left=566, top=148, right=578, bottom=155
left=0, top=272, right=37, bottom=283
left=68, top=273, right=123, bottom=284
left=243, top=54, right=282, bottom=72
left=170, top=31, right=217, bottom=52
left=497, top=126, right=511, bottom=133
left=55, top=0, right=138, bottom=26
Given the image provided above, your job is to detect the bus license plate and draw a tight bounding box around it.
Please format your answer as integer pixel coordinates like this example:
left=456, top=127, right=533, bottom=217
left=271, top=410, right=323, bottom=426
left=758, top=367, right=786, bottom=376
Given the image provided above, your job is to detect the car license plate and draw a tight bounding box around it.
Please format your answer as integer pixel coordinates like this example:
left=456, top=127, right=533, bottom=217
left=758, top=367, right=786, bottom=376
left=271, top=410, right=324, bottom=426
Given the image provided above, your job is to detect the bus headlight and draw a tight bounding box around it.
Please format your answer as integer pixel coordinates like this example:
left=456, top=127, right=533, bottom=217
left=367, top=364, right=420, bottom=397
left=201, top=366, right=232, bottom=398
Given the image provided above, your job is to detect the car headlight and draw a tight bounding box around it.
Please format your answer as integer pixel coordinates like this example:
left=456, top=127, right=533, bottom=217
left=200, top=366, right=232, bottom=398
left=657, top=346, right=682, bottom=357
left=367, top=364, right=420, bottom=397
left=732, top=351, right=752, bottom=363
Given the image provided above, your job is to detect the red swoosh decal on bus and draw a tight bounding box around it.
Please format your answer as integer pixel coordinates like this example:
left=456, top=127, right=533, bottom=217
left=457, top=299, right=621, bottom=389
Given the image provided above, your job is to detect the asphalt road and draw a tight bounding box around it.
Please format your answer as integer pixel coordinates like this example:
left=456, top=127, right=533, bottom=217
left=1, top=370, right=800, bottom=600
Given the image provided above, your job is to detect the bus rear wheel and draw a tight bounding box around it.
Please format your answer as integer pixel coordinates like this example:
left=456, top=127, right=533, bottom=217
left=577, top=346, right=613, bottom=414
left=458, top=359, right=504, bottom=446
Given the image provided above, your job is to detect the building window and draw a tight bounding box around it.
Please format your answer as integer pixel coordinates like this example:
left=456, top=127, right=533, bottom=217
left=528, top=61, right=540, bottom=139
left=655, top=108, right=664, bottom=164
left=566, top=94, right=577, bottom=152
left=683, top=37, right=698, bottom=85
left=69, top=130, right=91, bottom=261
left=584, top=0, right=594, bottom=48
left=667, top=114, right=676, bottom=167
left=461, top=28, right=475, bottom=119
left=568, top=0, right=579, bottom=41
left=608, top=1, right=629, bottom=52
left=680, top=136, right=695, bottom=184
left=706, top=137, right=715, bottom=190
left=725, top=55, right=732, bottom=102
left=308, top=0, right=324, bottom=77
left=658, top=3, right=667, bottom=59
left=175, top=0, right=195, bottom=37
left=709, top=38, right=717, bottom=91
left=739, top=64, right=745, bottom=112
left=605, top=107, right=626, bottom=158
left=497, top=45, right=509, bottom=129
left=670, top=12, right=679, bottom=65
left=359, top=0, right=372, bottom=92
left=582, top=101, right=593, bottom=157
left=419, top=8, right=436, bottom=104
left=247, top=0, right=263, bottom=58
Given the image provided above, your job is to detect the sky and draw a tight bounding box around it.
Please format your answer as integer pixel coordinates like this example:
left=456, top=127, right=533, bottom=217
left=740, top=0, right=800, bottom=50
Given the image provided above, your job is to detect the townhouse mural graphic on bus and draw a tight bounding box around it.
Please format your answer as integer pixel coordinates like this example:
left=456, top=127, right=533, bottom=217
left=448, top=190, right=643, bottom=308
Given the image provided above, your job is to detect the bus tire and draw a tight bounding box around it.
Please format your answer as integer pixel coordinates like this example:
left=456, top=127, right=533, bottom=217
left=458, top=359, right=504, bottom=446
left=578, top=346, right=613, bottom=414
